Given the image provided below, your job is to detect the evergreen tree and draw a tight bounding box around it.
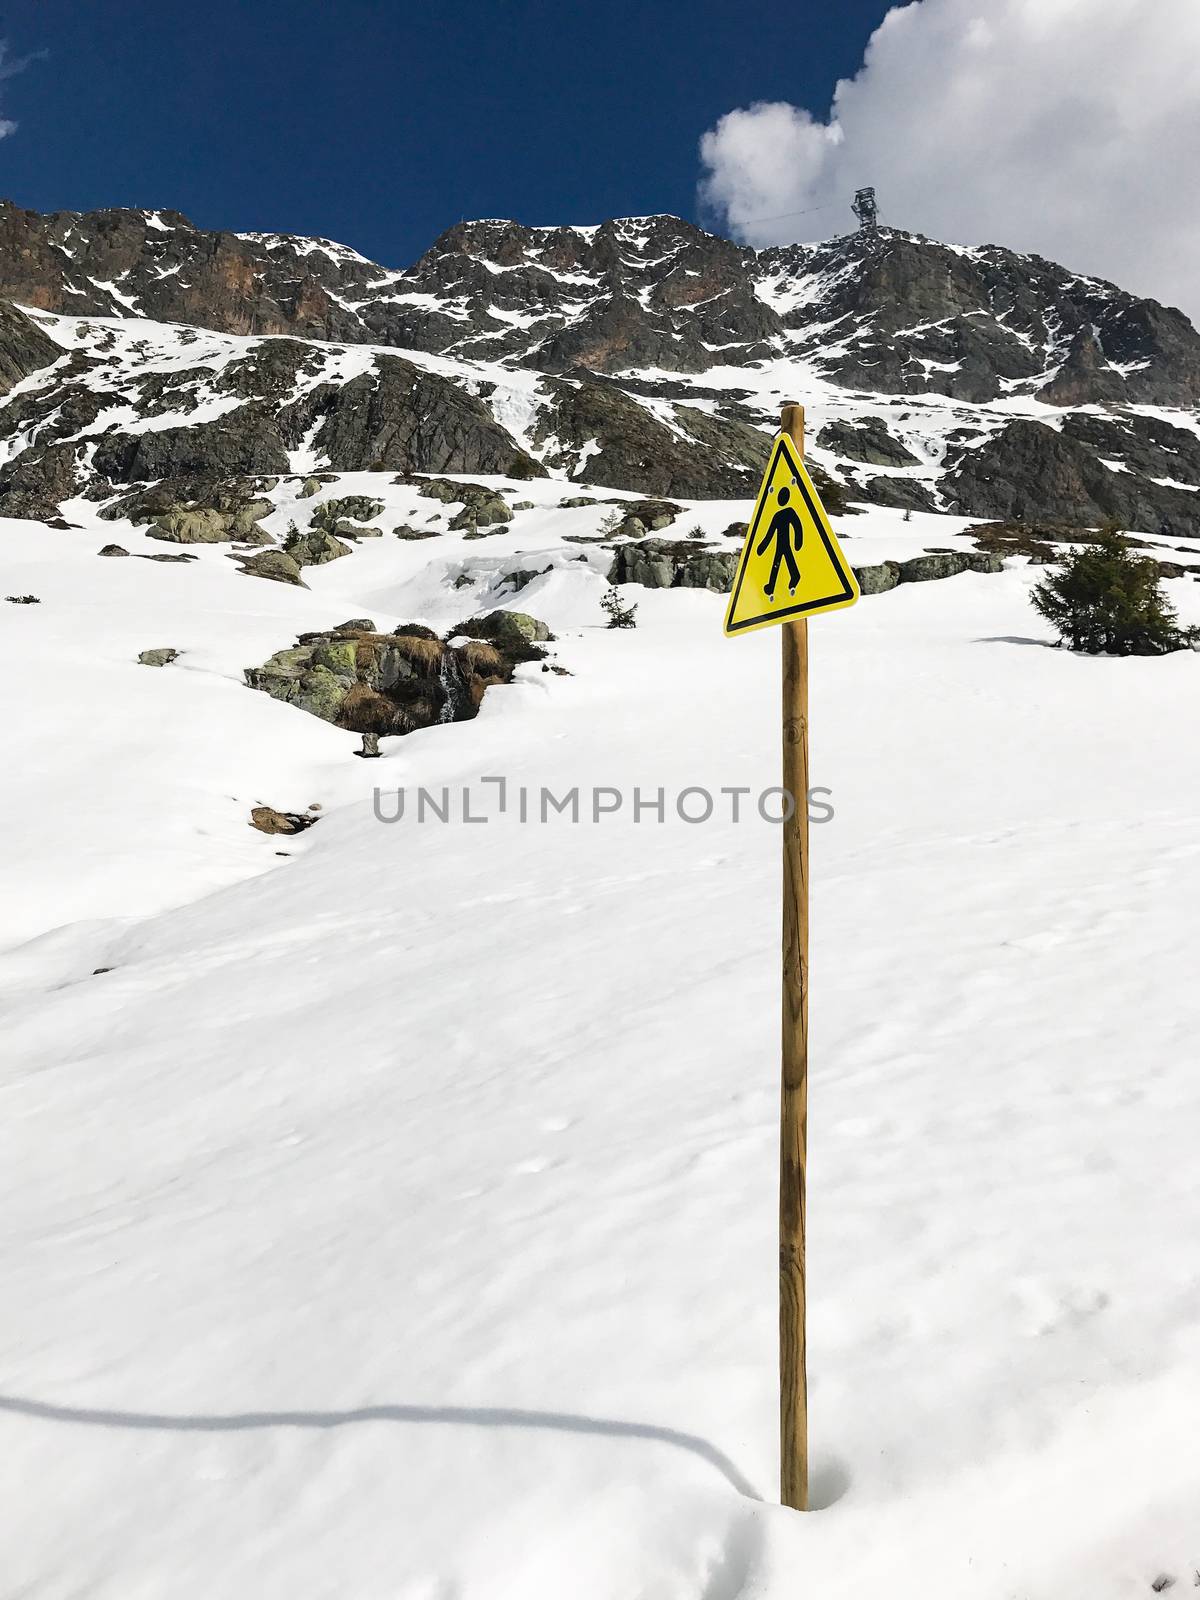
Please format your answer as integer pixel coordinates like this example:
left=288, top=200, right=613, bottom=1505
left=600, top=585, right=638, bottom=629
left=1031, top=524, right=1197, bottom=656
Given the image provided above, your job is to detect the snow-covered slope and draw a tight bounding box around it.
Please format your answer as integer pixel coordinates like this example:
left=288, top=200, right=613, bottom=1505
left=2, top=478, right=1200, bottom=1597
left=3, top=203, right=1200, bottom=1597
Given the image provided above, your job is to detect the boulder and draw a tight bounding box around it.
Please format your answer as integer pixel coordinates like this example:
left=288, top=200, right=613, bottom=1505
left=330, top=519, right=382, bottom=538
left=449, top=492, right=512, bottom=531
left=249, top=805, right=318, bottom=836
left=238, top=550, right=306, bottom=586
left=311, top=494, right=385, bottom=528
left=614, top=499, right=681, bottom=532
left=898, top=552, right=973, bottom=583
left=283, top=525, right=351, bottom=567
left=98, top=543, right=129, bottom=557
left=452, top=608, right=554, bottom=648
left=852, top=561, right=901, bottom=595
left=137, top=647, right=180, bottom=666
left=393, top=523, right=439, bottom=540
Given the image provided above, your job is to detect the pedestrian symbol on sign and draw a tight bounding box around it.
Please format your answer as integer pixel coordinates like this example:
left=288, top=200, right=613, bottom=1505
left=758, top=484, right=803, bottom=599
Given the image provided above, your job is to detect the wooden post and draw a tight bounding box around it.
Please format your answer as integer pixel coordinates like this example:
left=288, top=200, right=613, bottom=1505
left=779, top=400, right=809, bottom=1511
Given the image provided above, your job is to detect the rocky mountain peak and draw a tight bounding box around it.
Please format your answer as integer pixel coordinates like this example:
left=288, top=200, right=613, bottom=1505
left=0, top=200, right=1198, bottom=540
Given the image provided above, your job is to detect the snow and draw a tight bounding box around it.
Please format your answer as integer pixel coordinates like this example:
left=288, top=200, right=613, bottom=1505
left=87, top=275, right=142, bottom=314
left=2, top=470, right=1200, bottom=1597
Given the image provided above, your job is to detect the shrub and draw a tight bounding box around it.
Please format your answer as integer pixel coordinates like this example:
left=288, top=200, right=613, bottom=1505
left=600, top=585, right=638, bottom=629
left=457, top=639, right=505, bottom=678
left=1031, top=524, right=1198, bottom=656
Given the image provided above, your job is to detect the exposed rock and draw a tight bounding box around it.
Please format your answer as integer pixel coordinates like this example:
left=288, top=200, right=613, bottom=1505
left=311, top=494, right=385, bottom=527
left=393, top=523, right=439, bottom=540
left=282, top=524, right=351, bottom=567
left=501, top=567, right=550, bottom=593
left=451, top=608, right=554, bottom=650
left=150, top=499, right=273, bottom=544
left=92, top=408, right=289, bottom=483
left=5, top=592, right=40, bottom=604
left=898, top=551, right=1004, bottom=582
left=850, top=551, right=1003, bottom=594
left=279, top=355, right=544, bottom=477
left=0, top=440, right=81, bottom=520
left=449, top=492, right=512, bottom=531
left=532, top=380, right=768, bottom=499
left=137, top=647, right=180, bottom=666
left=238, top=549, right=306, bottom=586
left=817, top=418, right=919, bottom=467
left=852, top=562, right=901, bottom=595
left=609, top=537, right=738, bottom=592
left=411, top=478, right=515, bottom=532
left=98, top=543, right=130, bottom=557
left=850, top=475, right=939, bottom=512
left=250, top=805, right=319, bottom=836
left=332, top=520, right=382, bottom=538
left=297, top=477, right=322, bottom=498
left=608, top=499, right=680, bottom=533
left=0, top=300, right=61, bottom=396
left=943, top=419, right=1200, bottom=536
left=245, top=619, right=530, bottom=737
left=1038, top=327, right=1129, bottom=406
left=99, top=479, right=275, bottom=527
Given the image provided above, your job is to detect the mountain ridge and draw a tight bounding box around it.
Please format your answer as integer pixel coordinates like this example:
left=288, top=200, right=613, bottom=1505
left=0, top=200, right=1199, bottom=536
left=3, top=200, right=1198, bottom=405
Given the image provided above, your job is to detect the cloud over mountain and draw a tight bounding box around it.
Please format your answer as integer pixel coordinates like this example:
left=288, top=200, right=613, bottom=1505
left=698, top=0, right=1200, bottom=320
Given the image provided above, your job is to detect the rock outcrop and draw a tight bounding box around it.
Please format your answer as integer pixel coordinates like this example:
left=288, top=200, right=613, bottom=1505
left=609, top=538, right=738, bottom=592
left=245, top=615, right=542, bottom=736
left=943, top=420, right=1200, bottom=536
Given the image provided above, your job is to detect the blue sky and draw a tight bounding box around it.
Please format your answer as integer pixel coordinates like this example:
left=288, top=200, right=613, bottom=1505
left=0, top=0, right=894, bottom=267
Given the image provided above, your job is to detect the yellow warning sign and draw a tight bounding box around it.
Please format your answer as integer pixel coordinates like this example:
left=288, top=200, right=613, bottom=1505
left=723, top=433, right=859, bottom=637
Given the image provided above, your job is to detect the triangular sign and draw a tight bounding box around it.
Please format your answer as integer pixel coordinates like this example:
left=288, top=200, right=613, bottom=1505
left=724, top=433, right=859, bottom=636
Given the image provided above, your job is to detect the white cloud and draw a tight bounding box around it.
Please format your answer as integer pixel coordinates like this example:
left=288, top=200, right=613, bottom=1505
left=0, top=40, right=45, bottom=138
left=698, top=0, right=1200, bottom=321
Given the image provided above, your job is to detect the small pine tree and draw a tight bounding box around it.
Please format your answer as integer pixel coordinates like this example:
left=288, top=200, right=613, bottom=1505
left=1031, top=524, right=1196, bottom=656
left=600, top=585, right=638, bottom=629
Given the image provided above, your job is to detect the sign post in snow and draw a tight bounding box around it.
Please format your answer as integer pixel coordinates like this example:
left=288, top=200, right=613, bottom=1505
left=724, top=403, right=858, bottom=1511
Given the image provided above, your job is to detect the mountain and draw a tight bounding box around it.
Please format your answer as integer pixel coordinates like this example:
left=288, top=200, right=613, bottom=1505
left=0, top=201, right=1199, bottom=533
